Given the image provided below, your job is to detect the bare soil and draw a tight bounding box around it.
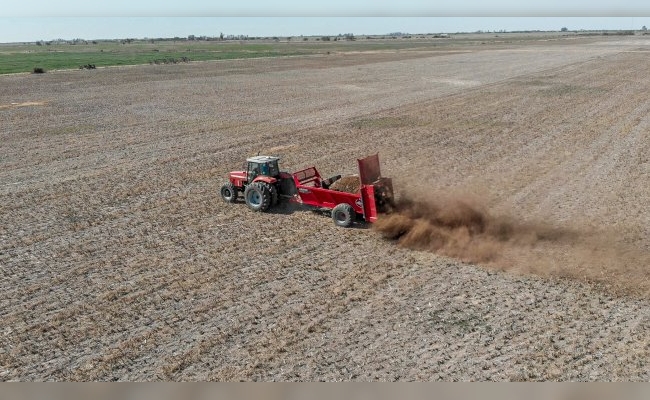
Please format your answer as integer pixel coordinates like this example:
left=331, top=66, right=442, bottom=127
left=1, top=35, right=649, bottom=381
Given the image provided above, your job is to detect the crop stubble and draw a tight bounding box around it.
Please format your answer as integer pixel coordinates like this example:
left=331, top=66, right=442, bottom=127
left=1, top=36, right=649, bottom=381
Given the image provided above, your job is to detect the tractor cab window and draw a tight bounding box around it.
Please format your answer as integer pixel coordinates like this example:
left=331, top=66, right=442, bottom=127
left=267, top=161, right=279, bottom=177
left=247, top=158, right=280, bottom=182
left=246, top=162, right=260, bottom=182
left=260, top=163, right=270, bottom=176
left=247, top=162, right=261, bottom=181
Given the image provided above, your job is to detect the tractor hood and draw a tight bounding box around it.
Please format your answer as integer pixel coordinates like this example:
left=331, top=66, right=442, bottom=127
left=229, top=171, right=247, bottom=179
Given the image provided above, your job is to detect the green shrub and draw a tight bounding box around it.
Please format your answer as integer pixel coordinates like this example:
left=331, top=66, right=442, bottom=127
left=32, top=67, right=45, bottom=74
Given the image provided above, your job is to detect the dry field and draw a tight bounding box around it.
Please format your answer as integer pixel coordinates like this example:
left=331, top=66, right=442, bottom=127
left=1, top=35, right=650, bottom=381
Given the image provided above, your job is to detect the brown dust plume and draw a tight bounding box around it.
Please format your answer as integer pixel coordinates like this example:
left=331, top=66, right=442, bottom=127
left=373, top=191, right=650, bottom=296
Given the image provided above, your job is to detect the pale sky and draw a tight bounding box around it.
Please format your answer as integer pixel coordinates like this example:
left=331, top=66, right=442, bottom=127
left=1, top=1, right=650, bottom=43
left=4, top=0, right=650, bottom=17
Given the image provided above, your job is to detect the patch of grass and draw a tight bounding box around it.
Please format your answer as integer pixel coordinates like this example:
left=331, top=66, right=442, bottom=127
left=349, top=115, right=424, bottom=129
left=427, top=309, right=489, bottom=334
left=514, top=78, right=610, bottom=95
left=0, top=42, right=305, bottom=74
left=539, top=84, right=610, bottom=97
left=45, top=124, right=95, bottom=136
left=0, top=39, right=463, bottom=74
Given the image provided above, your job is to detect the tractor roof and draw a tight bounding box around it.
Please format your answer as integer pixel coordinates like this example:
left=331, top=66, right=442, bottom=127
left=246, top=155, right=280, bottom=163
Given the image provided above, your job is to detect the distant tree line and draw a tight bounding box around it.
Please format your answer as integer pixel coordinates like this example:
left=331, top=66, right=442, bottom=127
left=29, top=26, right=650, bottom=46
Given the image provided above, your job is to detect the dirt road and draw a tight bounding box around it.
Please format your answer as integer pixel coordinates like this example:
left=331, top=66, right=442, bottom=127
left=1, top=35, right=649, bottom=380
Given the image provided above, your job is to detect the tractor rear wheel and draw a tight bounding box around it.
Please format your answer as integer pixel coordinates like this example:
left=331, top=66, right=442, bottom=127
left=244, top=182, right=272, bottom=212
left=220, top=182, right=238, bottom=203
left=332, top=203, right=354, bottom=227
left=258, top=182, right=278, bottom=207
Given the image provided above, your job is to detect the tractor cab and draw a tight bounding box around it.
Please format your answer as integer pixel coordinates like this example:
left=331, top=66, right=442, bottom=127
left=244, top=155, right=280, bottom=183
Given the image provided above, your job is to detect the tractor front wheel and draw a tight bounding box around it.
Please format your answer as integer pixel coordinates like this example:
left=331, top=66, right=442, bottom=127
left=244, top=182, right=272, bottom=212
left=220, top=182, right=238, bottom=203
left=332, top=203, right=354, bottom=227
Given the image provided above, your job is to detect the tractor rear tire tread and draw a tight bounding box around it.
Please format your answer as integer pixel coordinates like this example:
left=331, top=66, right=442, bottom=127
left=259, top=182, right=279, bottom=207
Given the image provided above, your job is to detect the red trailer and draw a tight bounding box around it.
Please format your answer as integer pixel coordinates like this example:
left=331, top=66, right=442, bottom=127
left=290, top=154, right=394, bottom=226
left=220, top=153, right=394, bottom=227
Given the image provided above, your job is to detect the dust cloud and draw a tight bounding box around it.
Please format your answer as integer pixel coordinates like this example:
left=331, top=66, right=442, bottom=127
left=374, top=190, right=650, bottom=296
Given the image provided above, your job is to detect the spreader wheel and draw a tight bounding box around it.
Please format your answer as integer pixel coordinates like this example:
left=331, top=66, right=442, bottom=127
left=244, top=182, right=272, bottom=212
left=220, top=182, right=238, bottom=203
left=332, top=203, right=354, bottom=228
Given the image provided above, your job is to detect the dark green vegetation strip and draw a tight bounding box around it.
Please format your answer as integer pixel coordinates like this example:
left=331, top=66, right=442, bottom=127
left=0, top=39, right=451, bottom=74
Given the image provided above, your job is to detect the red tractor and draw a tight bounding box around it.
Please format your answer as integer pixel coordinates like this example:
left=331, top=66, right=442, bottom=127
left=220, top=154, right=394, bottom=227
left=219, top=155, right=296, bottom=211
